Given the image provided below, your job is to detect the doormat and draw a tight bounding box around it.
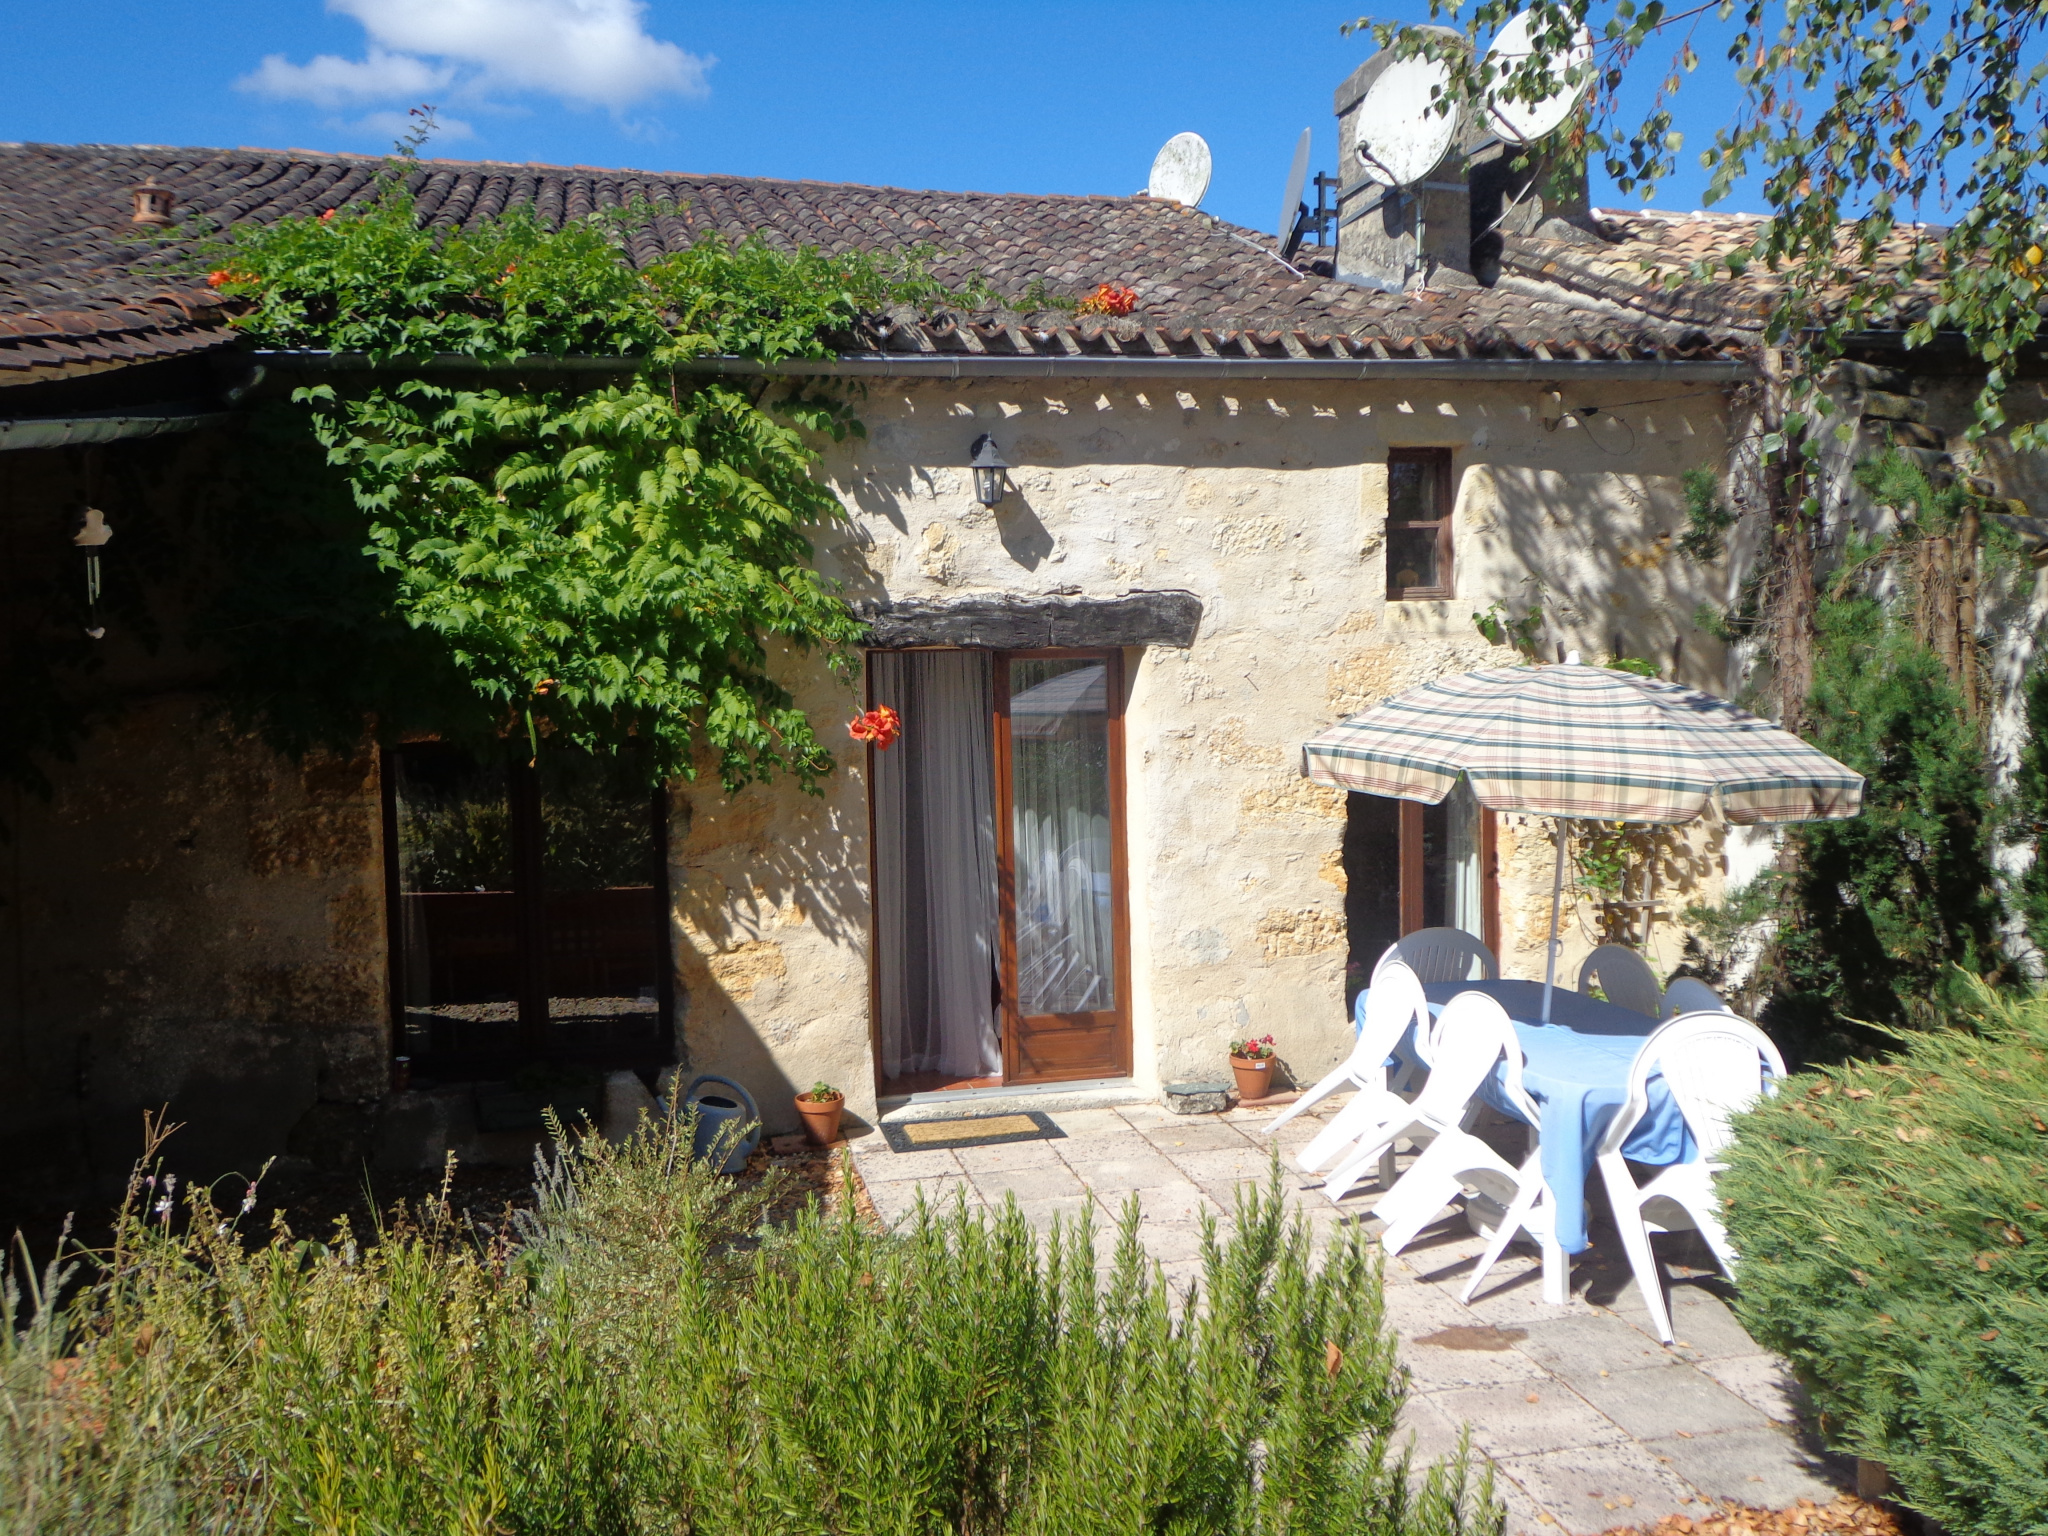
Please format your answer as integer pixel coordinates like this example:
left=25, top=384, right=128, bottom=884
left=880, top=1110, right=1067, bottom=1153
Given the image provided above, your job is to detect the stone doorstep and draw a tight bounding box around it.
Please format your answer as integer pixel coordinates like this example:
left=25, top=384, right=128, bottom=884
left=876, top=1081, right=1150, bottom=1123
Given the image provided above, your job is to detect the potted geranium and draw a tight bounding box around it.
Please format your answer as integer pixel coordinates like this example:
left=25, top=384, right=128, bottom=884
left=1227, top=1035, right=1277, bottom=1101
left=795, top=1079, right=845, bottom=1145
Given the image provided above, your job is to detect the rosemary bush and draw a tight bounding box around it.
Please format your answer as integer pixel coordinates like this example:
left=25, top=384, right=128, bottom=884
left=1718, top=984, right=2048, bottom=1536
left=3, top=1117, right=1498, bottom=1536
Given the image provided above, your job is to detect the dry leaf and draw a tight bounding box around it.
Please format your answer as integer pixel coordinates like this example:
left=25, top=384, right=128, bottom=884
left=1325, top=1340, right=1344, bottom=1378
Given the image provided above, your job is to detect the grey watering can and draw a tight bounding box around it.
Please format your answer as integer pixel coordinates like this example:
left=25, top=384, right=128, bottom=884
left=678, top=1073, right=761, bottom=1173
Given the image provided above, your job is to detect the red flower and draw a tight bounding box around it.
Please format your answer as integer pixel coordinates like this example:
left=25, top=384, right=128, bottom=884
left=205, top=269, right=235, bottom=289
left=1076, top=282, right=1138, bottom=317
left=320, top=208, right=337, bottom=223
left=849, top=705, right=902, bottom=750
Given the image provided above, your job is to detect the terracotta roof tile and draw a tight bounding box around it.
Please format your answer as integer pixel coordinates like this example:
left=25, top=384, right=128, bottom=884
left=0, top=141, right=1760, bottom=386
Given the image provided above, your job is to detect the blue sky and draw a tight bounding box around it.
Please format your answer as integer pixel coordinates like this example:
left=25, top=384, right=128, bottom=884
left=2, top=1, right=1762, bottom=236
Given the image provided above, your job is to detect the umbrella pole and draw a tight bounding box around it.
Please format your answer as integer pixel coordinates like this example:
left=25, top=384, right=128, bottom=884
left=1541, top=823, right=1566, bottom=1023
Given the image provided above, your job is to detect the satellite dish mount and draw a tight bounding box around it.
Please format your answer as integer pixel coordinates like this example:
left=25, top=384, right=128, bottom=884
left=1350, top=47, right=1464, bottom=287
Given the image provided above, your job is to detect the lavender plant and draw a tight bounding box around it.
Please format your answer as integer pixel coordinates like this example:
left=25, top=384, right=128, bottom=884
left=3, top=1118, right=1500, bottom=1536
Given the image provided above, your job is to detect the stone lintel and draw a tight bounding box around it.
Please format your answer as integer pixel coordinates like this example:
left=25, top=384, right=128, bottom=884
left=858, top=590, right=1203, bottom=650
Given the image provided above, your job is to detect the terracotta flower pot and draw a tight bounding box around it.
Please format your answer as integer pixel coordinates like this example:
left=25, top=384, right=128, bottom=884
left=795, top=1091, right=845, bottom=1146
left=1229, top=1055, right=1274, bottom=1101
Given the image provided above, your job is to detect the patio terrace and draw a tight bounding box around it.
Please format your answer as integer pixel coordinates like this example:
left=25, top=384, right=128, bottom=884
left=848, top=1094, right=1854, bottom=1536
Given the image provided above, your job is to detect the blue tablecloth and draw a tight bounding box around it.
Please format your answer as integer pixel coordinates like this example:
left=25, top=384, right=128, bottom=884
left=1357, top=978, right=1692, bottom=1253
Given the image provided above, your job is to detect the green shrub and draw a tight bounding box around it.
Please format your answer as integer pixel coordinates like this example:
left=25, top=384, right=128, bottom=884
left=1717, top=982, right=2048, bottom=1536
left=3, top=1114, right=1499, bottom=1536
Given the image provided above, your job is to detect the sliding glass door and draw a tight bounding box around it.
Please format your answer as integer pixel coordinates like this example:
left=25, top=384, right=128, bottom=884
left=868, top=648, right=1131, bottom=1093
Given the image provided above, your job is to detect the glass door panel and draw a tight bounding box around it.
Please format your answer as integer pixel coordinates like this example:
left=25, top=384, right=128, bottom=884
left=536, top=751, right=666, bottom=1066
left=391, top=746, right=521, bottom=1069
left=999, top=653, right=1129, bottom=1083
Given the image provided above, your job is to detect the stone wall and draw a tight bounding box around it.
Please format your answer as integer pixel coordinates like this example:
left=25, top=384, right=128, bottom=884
left=671, top=374, right=1735, bottom=1117
left=0, top=438, right=390, bottom=1211
left=0, top=697, right=389, bottom=1209
left=0, top=371, right=1745, bottom=1190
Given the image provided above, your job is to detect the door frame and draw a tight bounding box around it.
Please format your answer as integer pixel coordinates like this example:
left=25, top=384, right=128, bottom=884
left=993, top=647, right=1134, bottom=1086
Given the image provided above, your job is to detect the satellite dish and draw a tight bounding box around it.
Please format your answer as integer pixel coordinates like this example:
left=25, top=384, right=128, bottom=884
left=1277, top=127, right=1311, bottom=242
left=1148, top=132, right=1213, bottom=207
left=1484, top=12, right=1595, bottom=144
left=1353, top=55, right=1459, bottom=188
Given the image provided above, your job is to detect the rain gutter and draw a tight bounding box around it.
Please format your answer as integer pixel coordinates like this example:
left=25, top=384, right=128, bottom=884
left=0, top=404, right=233, bottom=452
left=256, top=350, right=1754, bottom=385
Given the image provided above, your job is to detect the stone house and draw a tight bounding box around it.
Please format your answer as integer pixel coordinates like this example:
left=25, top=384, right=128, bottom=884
left=14, top=76, right=1979, bottom=1203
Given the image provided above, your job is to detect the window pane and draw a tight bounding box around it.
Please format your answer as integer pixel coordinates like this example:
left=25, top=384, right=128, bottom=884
left=1421, top=798, right=1447, bottom=930
left=536, top=751, right=663, bottom=1060
left=1010, top=659, right=1116, bottom=1015
left=1444, top=781, right=1486, bottom=938
left=391, top=747, right=520, bottom=1065
left=1421, top=782, right=1485, bottom=939
left=1386, top=523, right=1441, bottom=593
left=1388, top=456, right=1441, bottom=521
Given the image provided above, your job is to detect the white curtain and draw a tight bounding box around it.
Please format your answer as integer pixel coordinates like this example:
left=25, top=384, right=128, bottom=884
left=868, top=651, right=1002, bottom=1080
left=1445, top=779, right=1486, bottom=939
left=1009, top=661, right=1115, bottom=1015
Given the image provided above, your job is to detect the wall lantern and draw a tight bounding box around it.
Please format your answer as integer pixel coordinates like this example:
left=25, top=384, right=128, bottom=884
left=130, top=177, right=175, bottom=227
left=72, top=506, right=113, bottom=639
left=969, top=433, right=1010, bottom=508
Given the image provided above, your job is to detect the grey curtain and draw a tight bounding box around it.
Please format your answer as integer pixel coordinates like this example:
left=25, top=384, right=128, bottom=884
left=868, top=651, right=1002, bottom=1080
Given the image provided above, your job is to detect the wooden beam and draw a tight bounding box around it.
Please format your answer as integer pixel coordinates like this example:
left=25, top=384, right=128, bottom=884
left=859, top=590, right=1203, bottom=650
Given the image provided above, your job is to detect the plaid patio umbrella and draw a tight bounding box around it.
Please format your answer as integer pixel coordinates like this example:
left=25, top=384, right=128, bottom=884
left=1301, top=655, right=1863, bottom=1018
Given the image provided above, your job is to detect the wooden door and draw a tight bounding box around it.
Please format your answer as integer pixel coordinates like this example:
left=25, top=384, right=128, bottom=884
left=995, top=650, right=1133, bottom=1084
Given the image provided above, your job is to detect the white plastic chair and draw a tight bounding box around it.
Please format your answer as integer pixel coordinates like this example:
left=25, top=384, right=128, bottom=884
left=1320, top=994, right=1557, bottom=1301
left=1595, top=1011, right=1787, bottom=1343
left=1265, top=961, right=1427, bottom=1140
left=1577, top=944, right=1662, bottom=1017
left=1275, top=965, right=1432, bottom=1191
left=1370, top=928, right=1498, bottom=987
left=1660, top=976, right=1728, bottom=1019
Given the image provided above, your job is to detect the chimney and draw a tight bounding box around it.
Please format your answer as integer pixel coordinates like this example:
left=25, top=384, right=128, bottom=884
left=1332, top=33, right=1591, bottom=292
left=130, top=177, right=175, bottom=227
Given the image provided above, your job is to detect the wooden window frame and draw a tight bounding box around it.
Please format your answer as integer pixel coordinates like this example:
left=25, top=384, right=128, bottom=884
left=1385, top=447, right=1456, bottom=601
left=1395, top=799, right=1498, bottom=948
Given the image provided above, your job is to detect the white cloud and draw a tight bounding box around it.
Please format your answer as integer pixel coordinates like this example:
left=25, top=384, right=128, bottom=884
left=238, top=0, right=710, bottom=114
left=240, top=46, right=454, bottom=109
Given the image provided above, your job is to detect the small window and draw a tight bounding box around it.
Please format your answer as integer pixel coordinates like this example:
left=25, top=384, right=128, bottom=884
left=1385, top=448, right=1454, bottom=600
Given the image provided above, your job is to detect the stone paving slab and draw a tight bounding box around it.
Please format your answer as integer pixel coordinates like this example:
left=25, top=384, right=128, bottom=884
left=848, top=1093, right=1852, bottom=1534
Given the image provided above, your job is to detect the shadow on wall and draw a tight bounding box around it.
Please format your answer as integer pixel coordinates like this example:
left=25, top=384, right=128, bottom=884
left=1483, top=436, right=1728, bottom=677
left=667, top=760, right=870, bottom=1126
left=995, top=492, right=1055, bottom=570
left=0, top=706, right=389, bottom=1220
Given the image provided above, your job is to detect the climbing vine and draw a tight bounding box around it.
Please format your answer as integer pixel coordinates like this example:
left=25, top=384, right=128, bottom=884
left=198, top=148, right=972, bottom=791
left=1680, top=453, right=2010, bottom=1056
